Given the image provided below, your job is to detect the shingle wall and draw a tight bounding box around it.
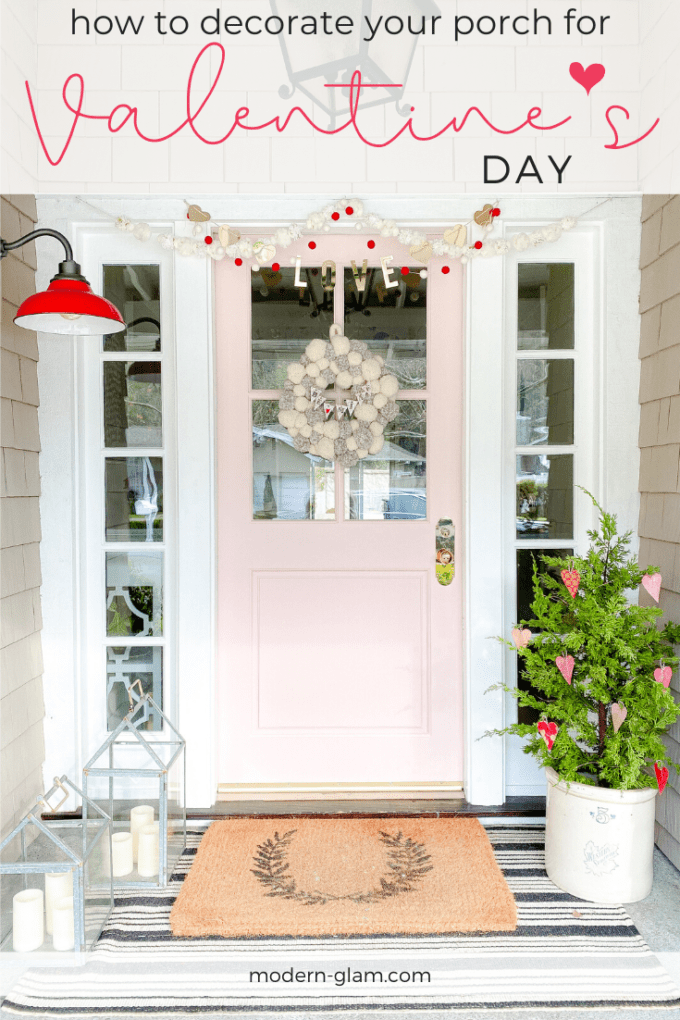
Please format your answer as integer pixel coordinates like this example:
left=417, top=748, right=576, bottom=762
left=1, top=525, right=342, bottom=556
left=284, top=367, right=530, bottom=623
left=638, top=194, right=680, bottom=868
left=1, top=194, right=45, bottom=841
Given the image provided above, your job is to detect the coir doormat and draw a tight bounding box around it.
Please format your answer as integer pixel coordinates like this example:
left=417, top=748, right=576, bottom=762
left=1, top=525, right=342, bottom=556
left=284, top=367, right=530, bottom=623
left=169, top=817, right=517, bottom=938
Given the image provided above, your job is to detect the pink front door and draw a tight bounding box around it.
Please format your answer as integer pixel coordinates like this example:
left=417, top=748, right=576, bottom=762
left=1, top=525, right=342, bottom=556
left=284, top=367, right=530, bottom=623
left=215, top=236, right=464, bottom=788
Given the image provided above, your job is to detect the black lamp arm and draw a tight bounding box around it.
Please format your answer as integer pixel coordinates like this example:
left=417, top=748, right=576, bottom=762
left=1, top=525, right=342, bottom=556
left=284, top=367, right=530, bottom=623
left=0, top=229, right=87, bottom=282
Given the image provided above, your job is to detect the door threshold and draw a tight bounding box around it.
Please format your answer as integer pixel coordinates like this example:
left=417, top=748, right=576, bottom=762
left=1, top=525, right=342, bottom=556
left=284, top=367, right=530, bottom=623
left=216, top=782, right=464, bottom=802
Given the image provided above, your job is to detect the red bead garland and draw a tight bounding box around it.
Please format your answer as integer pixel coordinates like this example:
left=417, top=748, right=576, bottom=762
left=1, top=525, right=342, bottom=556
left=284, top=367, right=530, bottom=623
left=235, top=258, right=243, bottom=266
left=474, top=241, right=483, bottom=250
left=204, top=236, right=213, bottom=245
left=331, top=212, right=340, bottom=221
left=346, top=206, right=354, bottom=215
left=272, top=262, right=280, bottom=272
left=367, top=240, right=375, bottom=249
left=308, top=241, right=317, bottom=249
left=401, top=266, right=410, bottom=276
left=492, top=208, right=501, bottom=217
left=442, top=266, right=450, bottom=274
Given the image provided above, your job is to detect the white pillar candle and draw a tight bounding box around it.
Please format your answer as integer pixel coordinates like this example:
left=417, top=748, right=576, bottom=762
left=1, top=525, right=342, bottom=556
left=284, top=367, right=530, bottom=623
left=52, top=896, right=75, bottom=952
left=137, top=822, right=160, bottom=877
left=130, top=805, right=154, bottom=863
left=45, top=872, right=73, bottom=934
left=111, top=832, right=134, bottom=877
left=13, top=889, right=44, bottom=952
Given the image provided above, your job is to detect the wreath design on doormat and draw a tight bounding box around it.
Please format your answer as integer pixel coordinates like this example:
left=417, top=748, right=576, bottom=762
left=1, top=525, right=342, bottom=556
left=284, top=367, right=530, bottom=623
left=278, top=327, right=400, bottom=467
left=251, top=829, right=433, bottom=906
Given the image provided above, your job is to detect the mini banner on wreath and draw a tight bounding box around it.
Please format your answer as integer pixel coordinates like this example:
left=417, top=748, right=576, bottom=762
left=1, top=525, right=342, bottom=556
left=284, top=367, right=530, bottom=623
left=278, top=325, right=400, bottom=466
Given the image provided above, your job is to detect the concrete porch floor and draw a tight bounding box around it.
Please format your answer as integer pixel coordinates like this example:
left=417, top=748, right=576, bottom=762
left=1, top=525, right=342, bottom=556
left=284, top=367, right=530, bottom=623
left=1, top=812, right=679, bottom=1018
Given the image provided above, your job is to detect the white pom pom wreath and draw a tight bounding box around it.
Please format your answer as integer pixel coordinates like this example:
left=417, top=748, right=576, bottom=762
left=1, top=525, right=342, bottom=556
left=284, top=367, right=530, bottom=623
left=379, top=374, right=399, bottom=397
left=355, top=403, right=378, bottom=422
left=279, top=331, right=401, bottom=462
left=361, top=358, right=382, bottom=381
left=331, top=335, right=351, bottom=356
left=279, top=409, right=297, bottom=428
left=317, top=437, right=335, bottom=461
left=306, top=338, right=327, bottom=362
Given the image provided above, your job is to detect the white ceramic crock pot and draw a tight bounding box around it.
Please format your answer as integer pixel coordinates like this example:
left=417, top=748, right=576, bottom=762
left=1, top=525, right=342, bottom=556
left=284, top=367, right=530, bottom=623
left=544, top=767, right=657, bottom=903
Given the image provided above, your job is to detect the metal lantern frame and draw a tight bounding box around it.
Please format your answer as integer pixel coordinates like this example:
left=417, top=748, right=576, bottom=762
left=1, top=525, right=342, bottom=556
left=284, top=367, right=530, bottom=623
left=82, top=692, right=186, bottom=888
left=271, top=0, right=441, bottom=129
left=0, top=775, right=113, bottom=956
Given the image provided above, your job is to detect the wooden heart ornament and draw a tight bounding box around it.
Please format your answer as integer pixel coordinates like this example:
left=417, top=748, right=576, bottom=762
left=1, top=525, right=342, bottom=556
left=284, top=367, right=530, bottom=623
left=654, top=666, right=672, bottom=688
left=444, top=225, right=467, bottom=247
left=556, top=655, right=574, bottom=684
left=642, top=573, right=662, bottom=603
left=219, top=224, right=241, bottom=247
left=561, top=568, right=581, bottom=598
left=187, top=203, right=211, bottom=222
left=511, top=627, right=532, bottom=648
left=538, top=721, right=558, bottom=750
left=654, top=761, right=669, bottom=795
left=610, top=702, right=627, bottom=733
left=409, top=242, right=432, bottom=263
left=473, top=204, right=494, bottom=227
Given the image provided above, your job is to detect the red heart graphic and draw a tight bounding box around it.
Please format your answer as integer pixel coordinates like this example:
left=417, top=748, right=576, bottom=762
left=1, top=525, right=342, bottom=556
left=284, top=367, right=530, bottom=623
left=556, top=655, right=574, bottom=685
left=569, top=62, right=605, bottom=95
left=538, top=721, right=558, bottom=750
left=561, top=569, right=580, bottom=599
left=654, top=666, right=672, bottom=688
left=642, top=573, right=662, bottom=603
left=655, top=761, right=669, bottom=795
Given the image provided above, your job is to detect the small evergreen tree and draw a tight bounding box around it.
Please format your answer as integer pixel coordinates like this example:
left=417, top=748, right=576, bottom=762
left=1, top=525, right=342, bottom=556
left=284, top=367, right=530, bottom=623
left=489, top=492, right=680, bottom=789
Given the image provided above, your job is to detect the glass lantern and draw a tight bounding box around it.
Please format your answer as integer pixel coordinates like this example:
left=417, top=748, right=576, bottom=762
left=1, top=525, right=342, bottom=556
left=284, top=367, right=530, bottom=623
left=0, top=775, right=113, bottom=957
left=82, top=691, right=186, bottom=888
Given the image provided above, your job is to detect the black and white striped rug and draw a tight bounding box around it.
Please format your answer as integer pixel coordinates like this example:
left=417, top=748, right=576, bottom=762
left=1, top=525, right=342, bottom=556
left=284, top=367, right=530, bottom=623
left=2, top=826, right=679, bottom=1014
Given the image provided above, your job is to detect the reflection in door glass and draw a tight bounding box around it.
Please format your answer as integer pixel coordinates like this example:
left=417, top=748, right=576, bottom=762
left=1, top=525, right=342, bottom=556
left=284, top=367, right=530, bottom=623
left=107, top=646, right=163, bottom=731
left=343, top=267, right=426, bottom=389
left=105, top=457, right=163, bottom=542
left=103, top=265, right=161, bottom=353
left=345, top=400, right=426, bottom=520
left=251, top=267, right=333, bottom=388
left=517, top=264, right=574, bottom=350
left=517, top=359, right=574, bottom=446
left=104, top=362, right=162, bottom=447
left=516, top=454, right=573, bottom=539
left=252, top=400, right=334, bottom=520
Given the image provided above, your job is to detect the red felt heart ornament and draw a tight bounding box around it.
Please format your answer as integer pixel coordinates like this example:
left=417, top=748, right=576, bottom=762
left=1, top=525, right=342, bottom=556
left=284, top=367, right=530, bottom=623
left=538, top=721, right=558, bottom=750
left=555, top=655, right=574, bottom=685
left=654, top=761, right=669, bottom=795
left=654, top=666, right=672, bottom=688
left=561, top=569, right=580, bottom=598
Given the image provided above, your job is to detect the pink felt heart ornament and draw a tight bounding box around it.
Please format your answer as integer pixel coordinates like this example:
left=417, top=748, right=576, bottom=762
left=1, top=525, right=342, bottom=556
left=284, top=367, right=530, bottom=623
left=538, top=720, right=558, bottom=750
left=654, top=761, right=669, bottom=795
left=642, top=573, right=662, bottom=603
left=569, top=62, right=606, bottom=95
left=654, top=666, right=672, bottom=688
left=511, top=628, right=532, bottom=648
left=561, top=569, right=580, bottom=599
left=556, top=655, right=574, bottom=684
left=610, top=702, right=627, bottom=733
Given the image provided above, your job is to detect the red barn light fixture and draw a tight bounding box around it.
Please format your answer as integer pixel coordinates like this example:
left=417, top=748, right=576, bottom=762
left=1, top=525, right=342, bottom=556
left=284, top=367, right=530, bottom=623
left=2, top=229, right=125, bottom=335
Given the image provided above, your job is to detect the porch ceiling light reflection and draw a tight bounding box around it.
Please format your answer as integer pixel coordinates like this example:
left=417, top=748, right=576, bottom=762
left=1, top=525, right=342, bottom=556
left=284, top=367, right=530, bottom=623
left=2, top=229, right=126, bottom=335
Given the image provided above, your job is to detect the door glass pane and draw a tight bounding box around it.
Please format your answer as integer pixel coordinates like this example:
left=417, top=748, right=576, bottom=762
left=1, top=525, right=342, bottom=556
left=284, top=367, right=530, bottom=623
left=518, top=263, right=574, bottom=350
left=106, top=551, right=163, bottom=636
left=517, top=360, right=574, bottom=446
left=252, top=399, right=334, bottom=520
left=251, top=266, right=333, bottom=388
left=343, top=267, right=426, bottom=389
left=104, top=362, right=162, bottom=448
left=516, top=454, right=573, bottom=539
left=345, top=399, right=426, bottom=520
left=105, top=457, right=163, bottom=542
left=107, top=646, right=163, bottom=731
left=516, top=548, right=572, bottom=724
left=102, top=265, right=161, bottom=352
